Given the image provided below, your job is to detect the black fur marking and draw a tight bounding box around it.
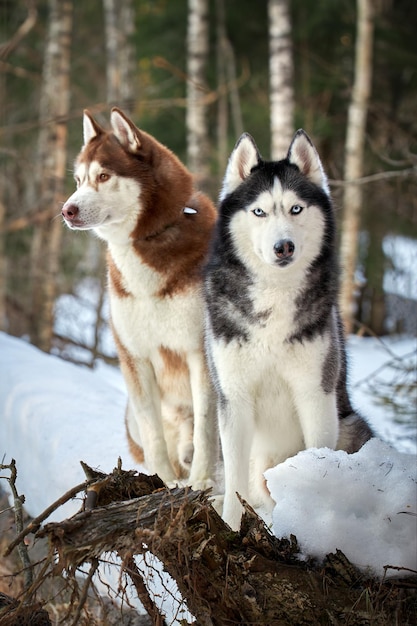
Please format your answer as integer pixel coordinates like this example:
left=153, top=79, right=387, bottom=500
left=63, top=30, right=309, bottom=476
left=321, top=312, right=340, bottom=393
left=205, top=147, right=374, bottom=444
left=204, top=261, right=252, bottom=343
left=204, top=177, right=272, bottom=343
left=205, top=146, right=374, bottom=445
left=284, top=166, right=339, bottom=345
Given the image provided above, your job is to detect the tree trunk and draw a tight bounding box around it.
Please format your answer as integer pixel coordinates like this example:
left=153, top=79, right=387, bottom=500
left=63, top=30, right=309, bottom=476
left=0, top=3, right=38, bottom=335
left=103, top=0, right=120, bottom=106
left=216, top=0, right=243, bottom=176
left=268, top=0, right=295, bottom=159
left=186, top=0, right=210, bottom=192
left=339, top=0, right=374, bottom=334
left=102, top=0, right=135, bottom=112
left=30, top=0, right=73, bottom=352
left=0, top=201, right=6, bottom=332
left=216, top=0, right=229, bottom=176
left=26, top=464, right=416, bottom=626
left=0, top=39, right=6, bottom=333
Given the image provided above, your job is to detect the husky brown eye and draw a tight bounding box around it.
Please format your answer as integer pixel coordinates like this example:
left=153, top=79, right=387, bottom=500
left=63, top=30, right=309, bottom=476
left=290, top=204, right=303, bottom=215
left=99, top=173, right=110, bottom=182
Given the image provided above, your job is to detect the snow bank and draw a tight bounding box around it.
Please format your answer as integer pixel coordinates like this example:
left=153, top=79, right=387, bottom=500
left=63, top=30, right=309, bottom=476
left=1, top=331, right=416, bottom=582
left=0, top=331, right=131, bottom=520
left=265, top=439, right=417, bottom=578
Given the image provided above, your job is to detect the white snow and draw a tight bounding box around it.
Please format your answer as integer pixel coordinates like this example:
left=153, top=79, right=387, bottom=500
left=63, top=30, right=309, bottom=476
left=265, top=439, right=417, bottom=578
left=383, top=235, right=417, bottom=301
left=0, top=331, right=130, bottom=520
left=0, top=329, right=416, bottom=607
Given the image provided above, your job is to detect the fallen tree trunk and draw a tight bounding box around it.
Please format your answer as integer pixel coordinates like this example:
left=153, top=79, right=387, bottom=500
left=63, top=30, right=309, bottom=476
left=5, top=462, right=417, bottom=625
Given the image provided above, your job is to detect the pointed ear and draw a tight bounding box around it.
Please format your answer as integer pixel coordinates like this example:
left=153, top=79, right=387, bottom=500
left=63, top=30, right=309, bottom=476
left=110, top=107, right=142, bottom=153
left=220, top=133, right=261, bottom=200
left=83, top=110, right=104, bottom=146
left=287, top=129, right=330, bottom=195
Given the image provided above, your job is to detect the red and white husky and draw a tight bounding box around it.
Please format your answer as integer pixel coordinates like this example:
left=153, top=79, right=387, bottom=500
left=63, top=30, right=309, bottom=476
left=62, top=108, right=218, bottom=489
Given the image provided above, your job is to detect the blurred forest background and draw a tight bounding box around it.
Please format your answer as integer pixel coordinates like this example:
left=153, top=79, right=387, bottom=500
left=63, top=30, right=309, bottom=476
left=0, top=0, right=416, bottom=364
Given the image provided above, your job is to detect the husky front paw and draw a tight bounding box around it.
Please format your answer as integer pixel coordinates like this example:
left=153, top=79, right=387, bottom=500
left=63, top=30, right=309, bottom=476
left=188, top=476, right=216, bottom=492
left=179, top=442, right=194, bottom=471
left=222, top=497, right=244, bottom=531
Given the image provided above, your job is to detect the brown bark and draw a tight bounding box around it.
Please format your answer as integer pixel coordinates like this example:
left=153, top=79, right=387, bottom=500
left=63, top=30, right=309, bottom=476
left=0, top=201, right=6, bottom=331
left=30, top=0, right=73, bottom=352
left=215, top=0, right=244, bottom=176
left=339, top=0, right=375, bottom=334
left=103, top=0, right=135, bottom=111
left=18, top=463, right=415, bottom=626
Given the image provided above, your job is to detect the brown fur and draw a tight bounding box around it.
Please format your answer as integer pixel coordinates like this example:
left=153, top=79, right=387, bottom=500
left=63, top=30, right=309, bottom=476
left=64, top=109, right=218, bottom=486
left=158, top=346, right=189, bottom=378
left=107, top=250, right=131, bottom=298
left=125, top=420, right=145, bottom=464
left=78, top=127, right=215, bottom=296
left=111, top=323, right=142, bottom=395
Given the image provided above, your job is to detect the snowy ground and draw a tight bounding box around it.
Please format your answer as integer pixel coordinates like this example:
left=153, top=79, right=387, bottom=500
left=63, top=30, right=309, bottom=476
left=0, top=330, right=416, bottom=619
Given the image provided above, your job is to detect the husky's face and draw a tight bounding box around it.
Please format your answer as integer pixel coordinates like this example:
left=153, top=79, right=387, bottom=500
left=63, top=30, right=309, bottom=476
left=220, top=130, right=332, bottom=272
left=62, top=110, right=144, bottom=242
left=64, top=160, right=141, bottom=231
left=232, top=177, right=325, bottom=269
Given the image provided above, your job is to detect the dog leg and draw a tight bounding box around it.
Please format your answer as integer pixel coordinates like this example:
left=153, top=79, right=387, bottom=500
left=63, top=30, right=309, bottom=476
left=219, top=398, right=254, bottom=530
left=123, top=359, right=176, bottom=484
left=285, top=339, right=339, bottom=450
left=176, top=407, right=194, bottom=472
left=292, top=382, right=339, bottom=450
left=187, top=351, right=218, bottom=490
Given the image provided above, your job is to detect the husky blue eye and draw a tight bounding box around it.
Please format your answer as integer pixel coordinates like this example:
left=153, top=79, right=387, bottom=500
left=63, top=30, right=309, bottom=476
left=290, top=204, right=303, bottom=215
left=252, top=207, right=266, bottom=217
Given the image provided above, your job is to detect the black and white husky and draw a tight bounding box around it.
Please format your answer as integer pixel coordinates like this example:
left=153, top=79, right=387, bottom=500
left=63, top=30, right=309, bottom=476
left=204, top=130, right=373, bottom=529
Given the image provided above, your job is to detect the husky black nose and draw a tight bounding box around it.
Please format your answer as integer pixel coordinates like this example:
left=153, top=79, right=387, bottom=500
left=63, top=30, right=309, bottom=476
left=62, top=203, right=79, bottom=221
left=274, top=239, right=295, bottom=260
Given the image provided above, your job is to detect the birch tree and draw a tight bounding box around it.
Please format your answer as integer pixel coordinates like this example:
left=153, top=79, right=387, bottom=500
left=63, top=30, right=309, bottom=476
left=30, top=0, right=73, bottom=351
left=339, top=0, right=374, bottom=334
left=103, top=0, right=135, bottom=111
left=268, top=0, right=295, bottom=159
left=186, top=0, right=210, bottom=191
left=79, top=0, right=136, bottom=364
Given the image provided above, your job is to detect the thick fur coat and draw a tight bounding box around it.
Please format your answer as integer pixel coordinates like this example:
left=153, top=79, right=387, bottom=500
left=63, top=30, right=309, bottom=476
left=204, top=130, right=373, bottom=529
left=62, top=109, right=218, bottom=489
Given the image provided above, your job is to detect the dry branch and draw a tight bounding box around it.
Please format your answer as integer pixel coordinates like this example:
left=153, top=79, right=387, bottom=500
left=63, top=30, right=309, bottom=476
left=4, top=462, right=416, bottom=625
left=329, top=165, right=417, bottom=187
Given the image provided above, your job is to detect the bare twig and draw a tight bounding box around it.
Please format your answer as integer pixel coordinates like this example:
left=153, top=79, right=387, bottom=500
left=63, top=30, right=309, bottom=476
left=122, top=555, right=168, bottom=626
left=4, top=208, right=62, bottom=233
left=69, top=558, right=99, bottom=626
left=4, top=478, right=95, bottom=557
left=329, top=166, right=416, bottom=187
left=0, top=460, right=33, bottom=589
left=0, top=1, right=37, bottom=60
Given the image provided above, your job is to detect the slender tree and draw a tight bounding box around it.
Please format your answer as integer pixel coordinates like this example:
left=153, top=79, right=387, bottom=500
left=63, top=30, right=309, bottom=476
left=268, top=0, right=295, bottom=159
left=103, top=0, right=135, bottom=112
left=186, top=0, right=210, bottom=191
left=30, top=0, right=73, bottom=351
left=339, top=0, right=374, bottom=334
left=216, top=0, right=244, bottom=175
left=0, top=2, right=38, bottom=333
left=82, top=0, right=136, bottom=364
